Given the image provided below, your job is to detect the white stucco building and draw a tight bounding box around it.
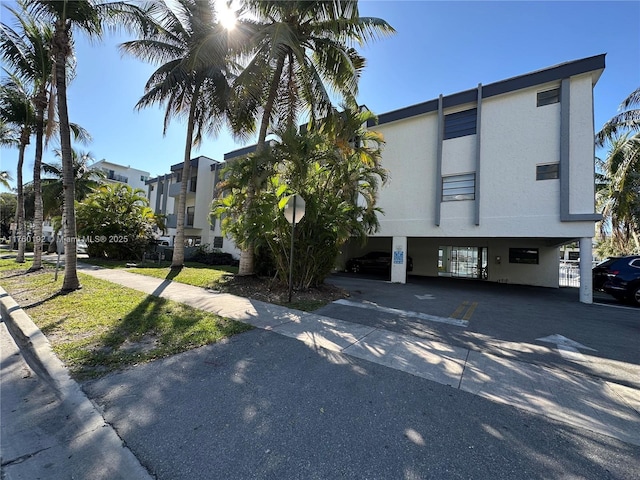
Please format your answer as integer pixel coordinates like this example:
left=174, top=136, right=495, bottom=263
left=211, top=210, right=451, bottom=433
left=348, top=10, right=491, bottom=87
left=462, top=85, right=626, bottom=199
left=142, top=55, right=605, bottom=303
left=146, top=156, right=240, bottom=256
left=91, top=159, right=150, bottom=192
left=341, top=54, right=605, bottom=303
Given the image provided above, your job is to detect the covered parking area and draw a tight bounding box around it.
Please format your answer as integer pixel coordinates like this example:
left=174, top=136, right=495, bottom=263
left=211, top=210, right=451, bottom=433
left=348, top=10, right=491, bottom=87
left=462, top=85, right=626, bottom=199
left=340, top=235, right=595, bottom=303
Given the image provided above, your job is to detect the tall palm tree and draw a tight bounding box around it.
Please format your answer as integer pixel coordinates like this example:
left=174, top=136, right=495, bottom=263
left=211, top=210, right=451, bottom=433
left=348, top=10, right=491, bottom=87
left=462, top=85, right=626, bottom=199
left=0, top=77, right=35, bottom=263
left=24, top=0, right=152, bottom=290
left=121, top=0, right=241, bottom=269
left=41, top=149, right=104, bottom=217
left=1, top=2, right=55, bottom=271
left=596, top=132, right=640, bottom=255
left=596, top=87, right=640, bottom=146
left=233, top=0, right=394, bottom=275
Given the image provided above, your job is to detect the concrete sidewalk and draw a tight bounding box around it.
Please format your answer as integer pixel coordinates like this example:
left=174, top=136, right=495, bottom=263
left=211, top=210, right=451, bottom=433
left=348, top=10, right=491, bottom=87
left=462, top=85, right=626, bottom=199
left=73, top=262, right=640, bottom=447
left=0, top=294, right=152, bottom=479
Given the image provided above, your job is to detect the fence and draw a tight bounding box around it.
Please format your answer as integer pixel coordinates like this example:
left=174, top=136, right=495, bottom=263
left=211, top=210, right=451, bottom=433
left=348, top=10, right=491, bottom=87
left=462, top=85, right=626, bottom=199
left=559, top=260, right=600, bottom=288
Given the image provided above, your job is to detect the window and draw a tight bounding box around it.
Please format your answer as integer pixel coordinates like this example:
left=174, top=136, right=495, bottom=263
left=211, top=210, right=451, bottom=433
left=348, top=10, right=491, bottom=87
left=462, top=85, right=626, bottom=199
left=140, top=175, right=148, bottom=182
left=150, top=185, right=154, bottom=192
left=442, top=173, right=475, bottom=201
left=186, top=206, right=195, bottom=227
left=444, top=108, right=477, bottom=140
left=176, top=172, right=182, bottom=183
left=190, top=176, right=197, bottom=192
left=537, top=88, right=560, bottom=107
left=536, top=163, right=559, bottom=180
left=213, top=236, right=224, bottom=249
left=509, top=248, right=539, bottom=264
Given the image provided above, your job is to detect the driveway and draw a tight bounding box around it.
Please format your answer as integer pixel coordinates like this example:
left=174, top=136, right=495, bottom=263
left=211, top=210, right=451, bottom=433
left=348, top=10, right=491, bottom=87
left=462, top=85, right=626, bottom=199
left=319, top=274, right=640, bottom=389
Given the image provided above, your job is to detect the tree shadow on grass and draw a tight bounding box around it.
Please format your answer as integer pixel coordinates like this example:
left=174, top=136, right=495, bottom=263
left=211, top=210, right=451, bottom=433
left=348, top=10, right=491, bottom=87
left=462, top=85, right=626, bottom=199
left=73, top=292, right=250, bottom=380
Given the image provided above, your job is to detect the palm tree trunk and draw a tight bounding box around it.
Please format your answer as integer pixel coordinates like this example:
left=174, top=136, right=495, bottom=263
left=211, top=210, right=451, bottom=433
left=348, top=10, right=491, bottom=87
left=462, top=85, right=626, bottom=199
left=171, top=84, right=200, bottom=269
left=29, top=93, right=47, bottom=271
left=238, top=53, right=286, bottom=276
left=54, top=22, right=80, bottom=291
left=15, top=143, right=26, bottom=263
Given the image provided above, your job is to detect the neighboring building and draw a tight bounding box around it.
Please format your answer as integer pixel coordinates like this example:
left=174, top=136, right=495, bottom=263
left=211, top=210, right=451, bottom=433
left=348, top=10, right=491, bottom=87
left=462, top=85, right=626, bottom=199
left=146, top=156, right=239, bottom=256
left=91, top=159, right=150, bottom=192
left=38, top=160, right=151, bottom=244
left=340, top=54, right=605, bottom=303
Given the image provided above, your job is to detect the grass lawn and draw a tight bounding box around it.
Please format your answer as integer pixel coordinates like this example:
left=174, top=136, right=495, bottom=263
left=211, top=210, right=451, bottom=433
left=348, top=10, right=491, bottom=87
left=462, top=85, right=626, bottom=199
left=0, top=258, right=252, bottom=379
left=81, top=258, right=237, bottom=289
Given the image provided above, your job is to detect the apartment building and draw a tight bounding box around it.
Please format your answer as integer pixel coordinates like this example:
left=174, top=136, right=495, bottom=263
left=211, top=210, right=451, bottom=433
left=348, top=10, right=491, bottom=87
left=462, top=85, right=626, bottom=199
left=143, top=55, right=605, bottom=303
left=340, top=54, right=605, bottom=303
left=91, top=159, right=150, bottom=191
left=146, top=156, right=238, bottom=256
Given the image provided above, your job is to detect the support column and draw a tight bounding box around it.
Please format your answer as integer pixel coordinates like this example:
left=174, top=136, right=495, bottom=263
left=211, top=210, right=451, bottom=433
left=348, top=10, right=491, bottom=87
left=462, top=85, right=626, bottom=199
left=391, top=236, right=408, bottom=284
left=579, top=237, right=593, bottom=304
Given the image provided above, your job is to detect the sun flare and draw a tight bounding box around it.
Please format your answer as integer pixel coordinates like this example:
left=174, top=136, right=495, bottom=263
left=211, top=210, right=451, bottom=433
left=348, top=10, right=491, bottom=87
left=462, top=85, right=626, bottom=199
left=217, top=1, right=237, bottom=31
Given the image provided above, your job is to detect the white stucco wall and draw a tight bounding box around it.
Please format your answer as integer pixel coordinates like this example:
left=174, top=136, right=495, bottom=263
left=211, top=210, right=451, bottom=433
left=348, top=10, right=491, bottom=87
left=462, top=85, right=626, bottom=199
left=569, top=73, right=597, bottom=215
left=370, top=77, right=597, bottom=240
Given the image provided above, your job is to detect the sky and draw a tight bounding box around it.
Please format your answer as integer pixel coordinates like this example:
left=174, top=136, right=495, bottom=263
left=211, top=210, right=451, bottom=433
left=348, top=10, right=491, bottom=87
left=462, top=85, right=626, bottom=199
left=1, top=0, right=639, bottom=191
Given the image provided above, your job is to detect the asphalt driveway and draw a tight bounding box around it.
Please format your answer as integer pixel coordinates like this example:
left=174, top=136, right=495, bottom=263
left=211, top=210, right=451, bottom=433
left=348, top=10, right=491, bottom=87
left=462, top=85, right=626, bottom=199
left=319, top=274, right=640, bottom=388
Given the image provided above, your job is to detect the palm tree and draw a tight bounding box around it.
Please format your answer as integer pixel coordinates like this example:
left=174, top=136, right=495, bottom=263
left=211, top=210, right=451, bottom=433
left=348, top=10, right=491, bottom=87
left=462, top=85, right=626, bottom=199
left=41, top=149, right=104, bottom=218
left=596, top=132, right=640, bottom=255
left=0, top=119, right=19, bottom=146
left=596, top=87, right=640, bottom=146
left=121, top=0, right=241, bottom=269
left=1, top=2, right=55, bottom=271
left=233, top=0, right=394, bottom=275
left=24, top=0, right=152, bottom=290
left=0, top=77, right=35, bottom=263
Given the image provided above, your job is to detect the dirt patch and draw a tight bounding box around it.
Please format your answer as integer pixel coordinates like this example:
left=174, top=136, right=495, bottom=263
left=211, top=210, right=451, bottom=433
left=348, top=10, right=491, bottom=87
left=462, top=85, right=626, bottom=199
left=217, top=275, right=349, bottom=310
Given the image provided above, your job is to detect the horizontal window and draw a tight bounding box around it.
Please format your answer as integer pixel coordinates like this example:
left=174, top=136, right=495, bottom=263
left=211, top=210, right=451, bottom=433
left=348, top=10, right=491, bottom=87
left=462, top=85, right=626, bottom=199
left=442, top=173, right=475, bottom=201
left=509, top=248, right=539, bottom=264
left=537, top=88, right=560, bottom=107
left=536, top=163, right=559, bottom=180
left=444, top=108, right=477, bottom=140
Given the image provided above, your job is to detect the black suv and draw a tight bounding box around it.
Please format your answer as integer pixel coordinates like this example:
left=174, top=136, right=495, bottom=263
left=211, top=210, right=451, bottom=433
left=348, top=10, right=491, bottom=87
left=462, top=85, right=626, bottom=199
left=593, top=255, right=640, bottom=306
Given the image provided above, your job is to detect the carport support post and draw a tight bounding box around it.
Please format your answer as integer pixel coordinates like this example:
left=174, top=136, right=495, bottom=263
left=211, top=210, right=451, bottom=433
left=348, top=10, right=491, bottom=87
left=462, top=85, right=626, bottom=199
left=579, top=237, right=593, bottom=304
left=391, top=236, right=408, bottom=284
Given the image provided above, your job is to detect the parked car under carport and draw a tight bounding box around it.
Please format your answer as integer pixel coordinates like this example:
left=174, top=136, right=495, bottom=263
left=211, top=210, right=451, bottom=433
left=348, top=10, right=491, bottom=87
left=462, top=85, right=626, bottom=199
left=346, top=251, right=413, bottom=274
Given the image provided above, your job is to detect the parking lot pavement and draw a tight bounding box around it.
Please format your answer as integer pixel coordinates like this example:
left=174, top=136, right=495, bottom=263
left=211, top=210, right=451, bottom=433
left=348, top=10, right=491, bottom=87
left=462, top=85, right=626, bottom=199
left=320, top=274, right=640, bottom=389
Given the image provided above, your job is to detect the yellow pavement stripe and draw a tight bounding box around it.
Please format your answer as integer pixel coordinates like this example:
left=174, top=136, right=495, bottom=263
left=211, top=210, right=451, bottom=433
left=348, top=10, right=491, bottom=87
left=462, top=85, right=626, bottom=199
left=450, top=301, right=468, bottom=319
left=463, top=302, right=478, bottom=321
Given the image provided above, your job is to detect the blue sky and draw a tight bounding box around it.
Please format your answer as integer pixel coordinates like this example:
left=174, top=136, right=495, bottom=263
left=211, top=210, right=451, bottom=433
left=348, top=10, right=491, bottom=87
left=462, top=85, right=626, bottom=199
left=1, top=0, right=639, bottom=190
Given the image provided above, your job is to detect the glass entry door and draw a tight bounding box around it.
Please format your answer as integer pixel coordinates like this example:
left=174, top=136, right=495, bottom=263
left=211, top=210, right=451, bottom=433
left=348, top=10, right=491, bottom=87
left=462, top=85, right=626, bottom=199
left=439, top=246, right=487, bottom=279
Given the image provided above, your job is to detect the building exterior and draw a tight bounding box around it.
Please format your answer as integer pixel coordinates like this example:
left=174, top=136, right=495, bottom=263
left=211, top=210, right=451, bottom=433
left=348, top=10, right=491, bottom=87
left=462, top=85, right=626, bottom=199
left=146, top=156, right=239, bottom=256
left=142, top=55, right=605, bottom=303
left=91, top=159, right=150, bottom=192
left=39, top=160, right=151, bottom=243
left=340, top=54, right=605, bottom=303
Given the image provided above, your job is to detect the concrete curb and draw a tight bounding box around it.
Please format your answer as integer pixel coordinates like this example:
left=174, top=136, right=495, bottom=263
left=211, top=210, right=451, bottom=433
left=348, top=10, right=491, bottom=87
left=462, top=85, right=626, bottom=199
left=0, top=286, right=153, bottom=479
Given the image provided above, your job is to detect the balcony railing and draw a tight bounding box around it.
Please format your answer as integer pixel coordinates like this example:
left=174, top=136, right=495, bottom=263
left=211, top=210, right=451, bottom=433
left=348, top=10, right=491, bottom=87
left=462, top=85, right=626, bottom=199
left=168, top=179, right=197, bottom=197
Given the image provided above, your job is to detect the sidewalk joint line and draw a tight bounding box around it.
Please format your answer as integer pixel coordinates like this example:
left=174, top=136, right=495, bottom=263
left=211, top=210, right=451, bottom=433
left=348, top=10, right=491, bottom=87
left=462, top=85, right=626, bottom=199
left=457, top=349, right=471, bottom=390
